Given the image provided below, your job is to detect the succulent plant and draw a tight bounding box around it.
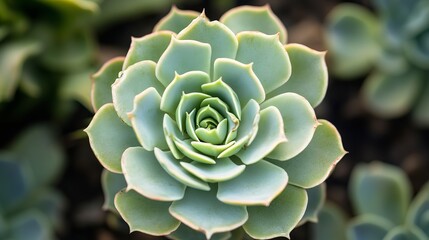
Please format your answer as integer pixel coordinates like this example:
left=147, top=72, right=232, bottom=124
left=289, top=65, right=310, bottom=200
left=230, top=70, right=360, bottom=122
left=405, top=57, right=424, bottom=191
left=325, top=0, right=429, bottom=126
left=312, top=161, right=429, bottom=240
left=86, top=5, right=346, bottom=239
left=0, top=125, right=65, bottom=240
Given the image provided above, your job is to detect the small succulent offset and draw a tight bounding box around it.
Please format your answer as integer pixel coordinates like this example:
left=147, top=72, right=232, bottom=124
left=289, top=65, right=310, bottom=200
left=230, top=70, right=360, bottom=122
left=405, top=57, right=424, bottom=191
left=312, top=161, right=429, bottom=240
left=86, top=5, right=346, bottom=239
left=326, top=0, right=429, bottom=125
left=0, top=126, right=65, bottom=240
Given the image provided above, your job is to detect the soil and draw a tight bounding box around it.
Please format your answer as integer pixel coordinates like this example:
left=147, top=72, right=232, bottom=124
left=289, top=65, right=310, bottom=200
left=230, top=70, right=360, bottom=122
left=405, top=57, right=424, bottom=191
left=15, top=0, right=427, bottom=239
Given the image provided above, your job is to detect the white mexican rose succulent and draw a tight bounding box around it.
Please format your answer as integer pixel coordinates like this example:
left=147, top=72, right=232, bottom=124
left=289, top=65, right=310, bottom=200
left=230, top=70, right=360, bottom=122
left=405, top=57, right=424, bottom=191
left=86, top=5, right=346, bottom=240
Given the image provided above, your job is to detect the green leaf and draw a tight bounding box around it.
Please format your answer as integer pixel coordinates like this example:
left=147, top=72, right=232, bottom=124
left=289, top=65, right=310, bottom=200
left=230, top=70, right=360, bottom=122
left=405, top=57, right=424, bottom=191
left=9, top=210, right=53, bottom=240
left=0, top=156, right=30, bottom=212
left=169, top=187, right=248, bottom=239
left=273, top=120, right=346, bottom=188
left=11, top=125, right=65, bottom=189
left=129, top=88, right=168, bottom=151
left=220, top=5, right=287, bottom=44
left=161, top=71, right=210, bottom=115
left=350, top=162, right=412, bottom=225
left=156, top=37, right=211, bottom=87
left=191, top=141, right=235, bottom=157
left=0, top=40, right=41, bottom=102
left=175, top=92, right=210, bottom=132
left=383, top=226, right=428, bottom=240
left=235, top=32, right=291, bottom=94
left=91, top=57, right=124, bottom=112
left=154, top=6, right=200, bottom=34
left=325, top=3, right=380, bottom=78
left=213, top=58, right=265, bottom=106
left=236, top=107, right=287, bottom=165
left=217, top=160, right=288, bottom=206
left=173, top=139, right=216, bottom=165
left=261, top=93, right=318, bottom=161
left=201, top=79, right=241, bottom=119
left=412, top=82, right=429, bottom=127
left=180, top=158, right=245, bottom=183
left=122, top=147, right=185, bottom=201
left=178, top=13, right=238, bottom=77
left=347, top=215, right=393, bottom=240
left=268, top=44, right=328, bottom=107
left=243, top=185, right=308, bottom=239
left=154, top=148, right=209, bottom=191
left=112, top=60, right=165, bottom=125
left=301, top=183, right=326, bottom=224
left=101, top=170, right=126, bottom=213
left=85, top=104, right=139, bottom=173
left=163, top=114, right=185, bottom=159
left=123, top=31, right=173, bottom=69
left=311, top=202, right=348, bottom=240
left=115, top=190, right=180, bottom=236
left=406, top=182, right=429, bottom=237
left=195, top=118, right=227, bottom=145
left=362, top=70, right=424, bottom=118
left=168, top=224, right=232, bottom=240
left=60, top=68, right=94, bottom=110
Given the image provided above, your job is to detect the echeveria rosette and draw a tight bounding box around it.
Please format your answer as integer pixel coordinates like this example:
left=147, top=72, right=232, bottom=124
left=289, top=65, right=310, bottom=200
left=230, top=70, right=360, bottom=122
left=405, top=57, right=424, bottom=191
left=86, top=5, right=346, bottom=239
left=312, top=162, right=429, bottom=240
left=325, top=0, right=429, bottom=126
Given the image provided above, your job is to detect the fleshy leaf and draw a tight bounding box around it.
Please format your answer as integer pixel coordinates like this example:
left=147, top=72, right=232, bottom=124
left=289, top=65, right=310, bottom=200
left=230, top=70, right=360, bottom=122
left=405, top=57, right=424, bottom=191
left=217, top=160, right=288, bottom=206
left=191, top=141, right=235, bottom=157
left=202, top=79, right=241, bottom=118
left=112, top=60, right=164, bottom=125
left=243, top=185, right=308, bottom=239
left=173, top=139, right=216, bottom=164
left=268, top=44, right=328, bottom=107
left=169, top=187, right=248, bottom=239
left=154, top=6, right=200, bottom=33
left=383, top=226, right=428, bottom=240
left=91, top=57, right=124, bottom=112
left=195, top=119, right=228, bottom=145
left=123, top=31, right=173, bottom=69
left=154, top=148, right=210, bottom=191
left=156, top=37, right=211, bottom=87
left=85, top=104, right=139, bottom=173
left=362, top=70, right=424, bottom=118
left=168, top=224, right=232, bottom=240
left=161, top=71, right=210, bottom=115
left=235, top=32, right=291, bottom=94
left=350, top=162, right=412, bottom=225
left=220, top=5, right=287, bottom=44
left=236, top=107, right=287, bottom=165
left=213, top=58, right=265, bottom=106
left=347, top=215, right=393, bottom=240
left=101, top=170, right=126, bottom=212
left=311, top=202, right=348, bottom=240
left=0, top=156, right=30, bottom=211
left=122, top=147, right=185, bottom=201
left=178, top=13, right=238, bottom=77
left=129, top=88, right=168, bottom=151
left=273, top=120, right=346, bottom=188
left=175, top=92, right=210, bottom=132
left=325, top=3, right=380, bottom=78
left=115, top=190, right=180, bottom=236
left=301, top=183, right=326, bottom=224
left=413, top=83, right=429, bottom=127
left=407, top=182, right=429, bottom=237
left=181, top=158, right=245, bottom=182
left=261, top=93, right=318, bottom=161
left=163, top=114, right=185, bottom=159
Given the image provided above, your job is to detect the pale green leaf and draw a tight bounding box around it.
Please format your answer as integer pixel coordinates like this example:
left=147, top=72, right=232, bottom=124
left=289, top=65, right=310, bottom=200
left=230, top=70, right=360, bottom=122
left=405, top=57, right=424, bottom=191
left=191, top=141, right=235, bottom=157
left=175, top=92, right=210, bottom=132
left=217, top=160, right=288, bottom=206
left=163, top=114, right=185, bottom=159
left=311, top=202, right=348, bottom=240
left=168, top=224, right=232, bottom=240
left=243, top=185, right=308, bottom=239
left=201, top=79, right=241, bottom=119
left=173, top=139, right=215, bottom=165
left=85, top=104, right=139, bottom=173
left=261, top=93, right=318, bottom=161
left=274, top=120, right=346, bottom=188
left=115, top=190, right=180, bottom=236
left=412, top=81, right=429, bottom=127
left=383, top=226, right=428, bottom=240
left=112, top=60, right=164, bottom=125
left=181, top=158, right=245, bottom=183
left=407, top=182, right=429, bottom=237
left=169, top=187, right=248, bottom=239
left=101, top=170, right=126, bottom=212
left=9, top=210, right=53, bottom=240
left=347, top=215, right=393, bottom=240
left=301, top=183, right=326, bottom=224
left=154, top=6, right=200, bottom=33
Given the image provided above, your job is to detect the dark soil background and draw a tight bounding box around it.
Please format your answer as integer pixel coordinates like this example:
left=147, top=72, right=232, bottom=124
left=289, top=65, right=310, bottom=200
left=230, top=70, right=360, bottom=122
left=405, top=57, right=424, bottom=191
left=17, top=0, right=427, bottom=239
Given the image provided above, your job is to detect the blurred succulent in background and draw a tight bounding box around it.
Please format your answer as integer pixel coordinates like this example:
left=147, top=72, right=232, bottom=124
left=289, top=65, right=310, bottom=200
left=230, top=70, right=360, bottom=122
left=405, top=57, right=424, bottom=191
left=86, top=5, right=346, bottom=239
left=0, top=125, right=65, bottom=240
left=312, top=161, right=429, bottom=240
left=325, top=0, right=429, bottom=126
